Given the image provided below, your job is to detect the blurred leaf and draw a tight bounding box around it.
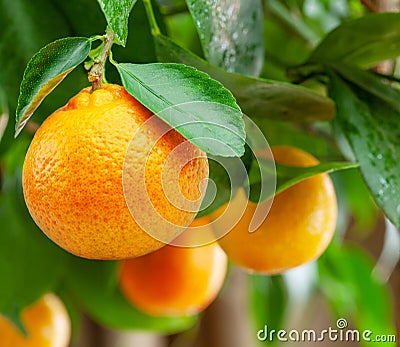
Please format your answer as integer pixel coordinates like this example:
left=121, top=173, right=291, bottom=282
left=328, top=71, right=400, bottom=228
left=56, top=290, right=82, bottom=341
left=254, top=119, right=336, bottom=159
left=164, top=12, right=203, bottom=57
left=113, top=0, right=166, bottom=64
left=308, top=13, right=400, bottom=67
left=51, top=0, right=107, bottom=37
left=0, top=144, right=69, bottom=320
left=318, top=242, right=396, bottom=346
left=154, top=33, right=335, bottom=122
left=248, top=157, right=357, bottom=202
left=186, top=0, right=264, bottom=76
left=249, top=275, right=288, bottom=343
left=117, top=62, right=246, bottom=157
left=96, top=0, right=137, bottom=46
left=266, top=0, right=320, bottom=45
left=65, top=257, right=197, bottom=332
left=331, top=64, right=400, bottom=112
left=334, top=169, right=378, bottom=233
left=15, top=37, right=91, bottom=137
left=261, top=14, right=312, bottom=81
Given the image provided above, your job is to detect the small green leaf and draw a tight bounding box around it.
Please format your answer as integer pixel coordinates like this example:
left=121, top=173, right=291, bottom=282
left=154, top=33, right=335, bottom=122
left=308, top=13, right=400, bottom=67
left=117, top=62, right=246, bottom=157
left=15, top=37, right=91, bottom=137
left=248, top=158, right=357, bottom=202
left=65, top=257, right=197, bottom=332
left=328, top=71, right=400, bottom=228
left=96, top=0, right=137, bottom=46
left=186, top=0, right=264, bottom=77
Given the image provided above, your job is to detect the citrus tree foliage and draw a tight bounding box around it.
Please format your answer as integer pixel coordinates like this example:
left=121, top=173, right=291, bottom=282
left=0, top=0, right=398, bottom=344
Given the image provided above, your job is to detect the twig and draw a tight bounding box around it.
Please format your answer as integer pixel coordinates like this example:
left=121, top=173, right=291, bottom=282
left=88, top=27, right=115, bottom=91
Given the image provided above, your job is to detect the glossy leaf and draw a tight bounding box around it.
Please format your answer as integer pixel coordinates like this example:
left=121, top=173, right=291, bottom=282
left=248, top=158, right=357, bottom=202
left=65, top=257, right=197, bottom=332
left=308, top=13, right=400, bottom=67
left=318, top=243, right=396, bottom=346
left=15, top=37, right=91, bottom=137
left=186, top=0, right=264, bottom=76
left=96, top=0, right=137, bottom=46
left=154, top=33, right=335, bottom=122
left=328, top=71, right=400, bottom=228
left=117, top=62, right=246, bottom=157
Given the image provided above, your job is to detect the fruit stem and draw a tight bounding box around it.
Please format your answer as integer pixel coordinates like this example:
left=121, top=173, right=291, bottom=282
left=89, top=27, right=114, bottom=92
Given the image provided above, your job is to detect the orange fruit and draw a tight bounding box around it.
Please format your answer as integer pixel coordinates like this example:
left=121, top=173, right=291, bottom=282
left=119, top=217, right=228, bottom=316
left=0, top=293, right=70, bottom=347
left=22, top=84, right=208, bottom=260
left=212, top=146, right=337, bottom=274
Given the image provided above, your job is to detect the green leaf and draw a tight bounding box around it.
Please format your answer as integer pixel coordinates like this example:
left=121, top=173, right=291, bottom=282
left=186, top=0, right=264, bottom=77
left=116, top=62, right=246, bottom=157
left=331, top=64, right=400, bottom=112
left=112, top=0, right=166, bottom=63
left=249, top=275, right=288, bottom=344
left=308, top=13, right=400, bottom=67
left=65, top=257, right=197, bottom=332
left=318, top=242, right=396, bottom=347
left=96, top=0, right=137, bottom=46
left=15, top=37, right=91, bottom=137
left=248, top=158, right=357, bottom=202
left=265, top=0, right=320, bottom=45
left=328, top=71, right=400, bottom=228
left=154, top=33, right=335, bottom=122
left=254, top=119, right=337, bottom=159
